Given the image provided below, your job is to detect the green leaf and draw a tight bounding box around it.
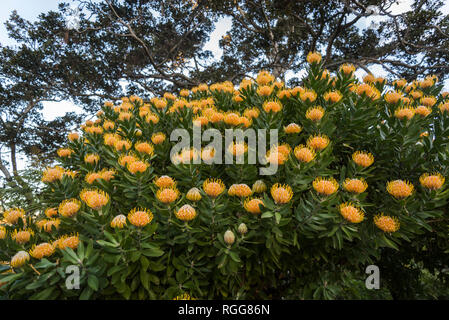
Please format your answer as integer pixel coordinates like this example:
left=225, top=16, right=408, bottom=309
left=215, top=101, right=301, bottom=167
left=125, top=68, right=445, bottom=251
left=88, top=274, right=99, bottom=291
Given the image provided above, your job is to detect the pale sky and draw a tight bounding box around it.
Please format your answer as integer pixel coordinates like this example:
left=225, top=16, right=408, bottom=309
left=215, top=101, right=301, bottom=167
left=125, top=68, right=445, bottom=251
left=0, top=0, right=448, bottom=171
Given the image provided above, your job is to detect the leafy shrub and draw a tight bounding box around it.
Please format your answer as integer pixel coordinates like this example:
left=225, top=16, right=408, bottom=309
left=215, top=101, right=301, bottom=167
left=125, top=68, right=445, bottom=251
left=1, top=53, right=449, bottom=299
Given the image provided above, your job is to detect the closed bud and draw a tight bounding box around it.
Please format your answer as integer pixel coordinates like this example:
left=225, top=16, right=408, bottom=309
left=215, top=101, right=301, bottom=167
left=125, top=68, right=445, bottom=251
left=238, top=223, right=248, bottom=235
left=224, top=230, right=235, bottom=245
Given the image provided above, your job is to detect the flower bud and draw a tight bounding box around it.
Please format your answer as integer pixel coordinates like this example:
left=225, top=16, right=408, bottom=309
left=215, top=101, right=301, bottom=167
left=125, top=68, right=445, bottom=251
left=238, top=223, right=248, bottom=235
left=224, top=230, right=235, bottom=245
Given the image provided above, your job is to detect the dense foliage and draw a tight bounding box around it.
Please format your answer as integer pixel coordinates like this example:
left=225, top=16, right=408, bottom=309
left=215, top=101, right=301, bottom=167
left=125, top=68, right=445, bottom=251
left=1, top=55, right=449, bottom=299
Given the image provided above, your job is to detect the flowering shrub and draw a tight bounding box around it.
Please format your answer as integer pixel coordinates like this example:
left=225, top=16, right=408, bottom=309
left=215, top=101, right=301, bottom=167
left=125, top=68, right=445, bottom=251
left=1, top=53, right=449, bottom=299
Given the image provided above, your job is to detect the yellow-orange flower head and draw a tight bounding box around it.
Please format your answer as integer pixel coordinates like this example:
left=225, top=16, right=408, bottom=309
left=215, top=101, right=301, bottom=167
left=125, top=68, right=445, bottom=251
left=395, top=107, right=415, bottom=120
left=228, top=184, right=253, bottom=198
left=30, top=242, right=54, bottom=259
left=80, top=189, right=110, bottom=210
left=270, top=183, right=293, bottom=204
left=343, top=178, right=368, bottom=194
left=263, top=100, right=282, bottom=113
left=307, top=134, right=330, bottom=151
left=352, top=151, right=374, bottom=167
left=306, top=106, right=325, bottom=121
left=127, top=160, right=149, bottom=174
left=244, top=198, right=264, bottom=214
left=284, top=123, right=302, bottom=134
left=339, top=203, right=364, bottom=223
left=128, top=208, right=153, bottom=227
left=306, top=51, right=322, bottom=64
left=10, top=251, right=30, bottom=268
left=252, top=180, right=267, bottom=193
left=111, top=214, right=127, bottom=228
left=419, top=173, right=445, bottom=190
left=3, top=208, right=26, bottom=225
left=203, top=178, right=225, bottom=198
left=294, top=145, right=316, bottom=163
left=374, top=214, right=400, bottom=233
left=58, top=199, right=81, bottom=217
left=135, top=142, right=154, bottom=155
left=386, top=180, right=414, bottom=199
left=151, top=132, right=166, bottom=145
left=175, top=204, right=197, bottom=221
left=42, top=166, right=65, bottom=183
left=324, top=90, right=342, bottom=103
left=186, top=187, right=202, bottom=201
left=156, top=187, right=180, bottom=204
left=154, top=176, right=176, bottom=188
left=11, top=229, right=34, bottom=244
left=415, top=105, right=432, bottom=117
left=313, top=177, right=339, bottom=195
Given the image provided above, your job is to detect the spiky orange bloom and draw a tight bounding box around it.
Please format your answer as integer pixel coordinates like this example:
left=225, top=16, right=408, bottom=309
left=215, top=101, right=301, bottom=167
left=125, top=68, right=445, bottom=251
left=339, top=63, right=355, bottom=75
left=84, top=153, right=100, bottom=165
left=419, top=173, right=445, bottom=190
left=339, top=203, right=364, bottom=223
left=394, top=107, right=415, bottom=120
left=352, top=151, right=374, bottom=167
left=68, top=132, right=80, bottom=141
left=343, top=178, right=368, bottom=193
left=306, top=51, right=322, bottom=64
left=374, top=214, right=400, bottom=232
left=36, top=218, right=61, bottom=232
left=151, top=98, right=167, bottom=109
left=185, top=187, right=201, bottom=202
left=294, top=145, right=316, bottom=163
left=244, top=198, right=264, bottom=214
left=257, top=85, right=274, bottom=97
left=103, top=133, right=119, bottom=146
left=114, top=139, right=132, bottom=152
left=10, top=251, right=30, bottom=268
left=42, top=166, right=65, bottom=183
left=228, top=184, right=253, bottom=198
left=146, top=113, right=160, bottom=124
left=307, top=134, right=330, bottom=151
left=57, top=148, right=73, bottom=158
left=243, top=108, right=260, bottom=119
left=306, top=106, right=325, bottom=121
left=11, top=229, right=34, bottom=244
left=300, top=89, right=317, bottom=102
left=420, top=96, right=437, bottom=107
left=151, top=132, right=166, bottom=145
left=278, top=89, right=291, bottom=99
left=118, top=154, right=137, bottom=167
left=3, top=208, right=26, bottom=225
left=45, top=208, right=58, bottom=218
left=439, top=102, right=449, bottom=113
left=58, top=199, right=81, bottom=217
left=271, top=183, right=293, bottom=204
left=30, top=243, right=54, bottom=259
left=134, top=142, right=154, bottom=155
left=175, top=204, right=197, bottom=221
left=80, top=189, right=110, bottom=210
left=110, top=214, right=127, bottom=228
left=313, top=177, right=339, bottom=195
left=118, top=112, right=132, bottom=121
left=0, top=226, right=6, bottom=240
left=263, top=100, right=282, bottom=113
left=363, top=74, right=375, bottom=83
left=386, top=180, right=414, bottom=199
left=85, top=172, right=102, bottom=184
left=415, top=105, right=432, bottom=117
left=154, top=176, right=176, bottom=188
left=100, top=169, right=115, bottom=181
left=356, top=83, right=380, bottom=100
left=179, top=89, right=190, bottom=97
left=223, top=112, right=240, bottom=126
left=203, top=178, right=225, bottom=197
left=409, top=90, right=423, bottom=100
left=56, top=234, right=80, bottom=250
left=324, top=90, right=342, bottom=103
left=252, top=180, right=267, bottom=193
left=127, top=160, right=149, bottom=174
left=256, top=70, right=275, bottom=85
left=228, top=142, right=248, bottom=156
left=128, top=208, right=153, bottom=227
left=156, top=187, right=180, bottom=204
left=284, top=123, right=302, bottom=134
left=384, top=91, right=403, bottom=104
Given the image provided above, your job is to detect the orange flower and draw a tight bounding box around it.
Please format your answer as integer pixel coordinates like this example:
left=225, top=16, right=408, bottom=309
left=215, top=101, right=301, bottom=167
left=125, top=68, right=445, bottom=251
left=419, top=173, right=445, bottom=190
left=30, top=243, right=54, bottom=259
left=175, top=205, right=197, bottom=221
left=42, top=166, right=65, bottom=183
left=306, top=106, right=325, bottom=121
left=45, top=208, right=58, bottom=218
left=58, top=199, right=81, bottom=217
left=263, top=100, right=282, bottom=113
left=252, top=180, right=267, bottom=193
left=307, top=134, right=330, bottom=151
left=118, top=154, right=137, bottom=167
left=300, top=89, right=317, bottom=103
left=10, top=251, right=30, bottom=268
left=114, top=139, right=132, bottom=152
left=128, top=208, right=153, bottom=227
left=56, top=234, right=80, bottom=250
left=111, top=214, right=127, bottom=228
left=324, top=90, right=342, bottom=103
left=156, top=187, right=180, bottom=204
left=57, top=148, right=73, bottom=158
left=224, top=112, right=241, bottom=126
left=384, top=91, right=402, bottom=104
left=343, top=178, right=368, bottom=193
left=80, top=189, right=110, bottom=210
left=256, top=70, right=275, bottom=85
left=68, top=132, right=80, bottom=141
left=228, top=184, right=252, bottom=198
left=151, top=132, right=166, bottom=145
left=135, top=142, right=154, bottom=155
left=154, top=176, right=176, bottom=188
left=203, top=178, right=225, bottom=197
left=127, top=160, right=149, bottom=174
left=313, top=177, right=339, bottom=195
left=284, top=123, right=302, bottom=134
left=3, top=208, right=26, bottom=225
left=386, top=180, right=414, bottom=199
left=85, top=172, right=102, bottom=184
left=415, top=105, right=431, bottom=117
left=306, top=51, right=322, bottom=64
left=11, top=229, right=34, bottom=244
left=339, top=63, right=355, bottom=75
left=339, top=203, right=364, bottom=223
left=186, top=187, right=202, bottom=201
left=84, top=153, right=100, bottom=164
left=270, top=183, right=293, bottom=204
left=294, top=145, right=315, bottom=163
left=352, top=151, right=374, bottom=167
left=257, top=85, right=273, bottom=96
left=394, top=107, right=415, bottom=120
left=374, top=214, right=400, bottom=232
left=420, top=96, right=437, bottom=107
left=244, top=198, right=264, bottom=214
